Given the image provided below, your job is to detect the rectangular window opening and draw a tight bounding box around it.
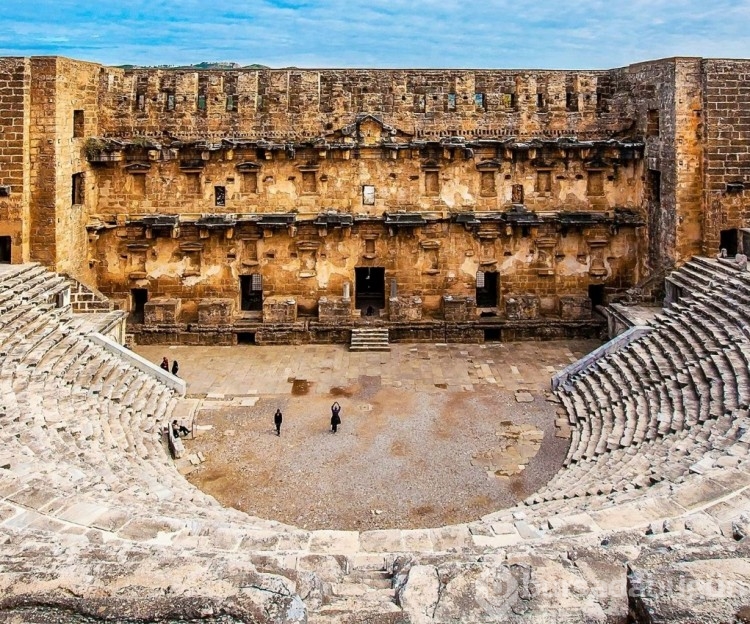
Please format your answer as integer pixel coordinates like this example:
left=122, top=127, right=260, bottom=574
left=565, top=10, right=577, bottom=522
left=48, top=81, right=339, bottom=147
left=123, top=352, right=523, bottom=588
left=136, top=92, right=146, bottom=112
left=73, top=110, right=84, bottom=138
left=72, top=173, right=85, bottom=205
left=197, top=93, right=207, bottom=111
left=648, top=169, right=661, bottom=203
left=447, top=93, right=457, bottom=111
left=362, top=185, right=375, bottom=205
left=166, top=92, right=176, bottom=111
left=215, top=186, right=226, bottom=207
left=566, top=91, right=578, bottom=112
left=226, top=94, right=237, bottom=112
left=414, top=94, right=426, bottom=113
left=536, top=93, right=545, bottom=110
left=647, top=109, right=660, bottom=137
left=474, top=93, right=485, bottom=109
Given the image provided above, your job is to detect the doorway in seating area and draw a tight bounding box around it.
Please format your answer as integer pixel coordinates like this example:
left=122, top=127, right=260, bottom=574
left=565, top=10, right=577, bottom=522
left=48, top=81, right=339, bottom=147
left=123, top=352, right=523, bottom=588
left=355, top=267, right=385, bottom=313
left=720, top=229, right=738, bottom=257
left=476, top=271, right=498, bottom=307
left=588, top=284, right=605, bottom=311
left=131, top=288, right=148, bottom=324
left=0, top=236, right=10, bottom=263
left=240, top=274, right=263, bottom=311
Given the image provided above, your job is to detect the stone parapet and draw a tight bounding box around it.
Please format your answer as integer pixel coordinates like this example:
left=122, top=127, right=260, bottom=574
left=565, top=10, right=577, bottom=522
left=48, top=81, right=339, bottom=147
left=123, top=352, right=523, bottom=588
left=504, top=295, right=540, bottom=320
left=263, top=296, right=297, bottom=324
left=317, top=296, right=353, bottom=322
left=144, top=298, right=181, bottom=325
left=197, top=298, right=234, bottom=326
left=388, top=296, right=423, bottom=322
left=442, top=295, right=477, bottom=322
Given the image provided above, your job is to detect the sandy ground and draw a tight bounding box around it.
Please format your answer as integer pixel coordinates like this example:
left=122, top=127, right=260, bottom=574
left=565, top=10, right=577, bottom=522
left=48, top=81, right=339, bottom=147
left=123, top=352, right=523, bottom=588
left=151, top=341, right=600, bottom=531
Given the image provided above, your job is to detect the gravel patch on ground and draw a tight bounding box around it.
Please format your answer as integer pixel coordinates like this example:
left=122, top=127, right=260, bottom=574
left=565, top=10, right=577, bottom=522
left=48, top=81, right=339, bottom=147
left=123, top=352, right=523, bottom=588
left=185, top=380, right=568, bottom=531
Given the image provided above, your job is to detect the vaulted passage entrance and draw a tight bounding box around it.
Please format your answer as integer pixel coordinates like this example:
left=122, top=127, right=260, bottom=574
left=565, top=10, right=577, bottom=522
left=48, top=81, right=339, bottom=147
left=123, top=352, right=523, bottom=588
left=720, top=229, right=739, bottom=257
left=476, top=271, right=499, bottom=307
left=0, top=237, right=10, bottom=264
left=240, top=274, right=263, bottom=311
left=355, top=267, right=385, bottom=313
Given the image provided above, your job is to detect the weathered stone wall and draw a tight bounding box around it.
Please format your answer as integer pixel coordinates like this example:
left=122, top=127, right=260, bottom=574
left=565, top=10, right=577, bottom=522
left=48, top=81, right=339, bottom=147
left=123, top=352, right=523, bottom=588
left=0, top=57, right=31, bottom=263
left=3, top=55, right=748, bottom=335
left=92, top=218, right=639, bottom=321
left=615, top=58, right=703, bottom=272
left=701, top=58, right=750, bottom=254
left=96, top=68, right=633, bottom=140
left=29, top=57, right=101, bottom=284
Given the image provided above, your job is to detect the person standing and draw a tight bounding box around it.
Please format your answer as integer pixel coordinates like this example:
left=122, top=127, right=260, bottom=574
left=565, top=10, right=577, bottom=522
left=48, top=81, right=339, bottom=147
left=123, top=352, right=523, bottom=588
left=171, top=360, right=179, bottom=376
left=160, top=357, right=169, bottom=371
left=274, top=408, right=283, bottom=436
left=331, top=402, right=341, bottom=433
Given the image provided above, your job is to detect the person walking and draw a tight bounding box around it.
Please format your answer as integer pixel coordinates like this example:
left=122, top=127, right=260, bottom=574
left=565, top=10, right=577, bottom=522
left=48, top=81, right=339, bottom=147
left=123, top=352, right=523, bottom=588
left=274, top=408, right=283, bottom=436
left=171, top=360, right=179, bottom=376
left=330, top=402, right=341, bottom=433
left=160, top=357, right=169, bottom=371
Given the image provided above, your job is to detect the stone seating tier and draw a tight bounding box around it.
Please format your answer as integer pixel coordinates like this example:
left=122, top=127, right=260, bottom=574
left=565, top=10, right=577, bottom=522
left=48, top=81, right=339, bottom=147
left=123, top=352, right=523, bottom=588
left=1, top=260, right=750, bottom=622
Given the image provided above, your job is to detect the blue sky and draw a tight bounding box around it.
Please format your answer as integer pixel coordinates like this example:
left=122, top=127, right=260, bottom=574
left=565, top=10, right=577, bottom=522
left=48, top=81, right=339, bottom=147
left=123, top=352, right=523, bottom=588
left=1, top=0, right=748, bottom=69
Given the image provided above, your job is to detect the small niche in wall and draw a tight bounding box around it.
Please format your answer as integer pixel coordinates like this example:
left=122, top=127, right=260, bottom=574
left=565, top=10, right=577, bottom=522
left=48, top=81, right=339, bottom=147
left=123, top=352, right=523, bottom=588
left=587, top=171, right=604, bottom=196
left=536, top=171, right=552, bottom=194
left=0, top=185, right=10, bottom=197
left=424, top=170, right=440, bottom=196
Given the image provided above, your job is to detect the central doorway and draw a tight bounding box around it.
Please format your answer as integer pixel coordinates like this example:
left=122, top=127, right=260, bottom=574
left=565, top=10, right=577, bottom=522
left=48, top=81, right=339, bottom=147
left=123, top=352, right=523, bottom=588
left=355, top=267, right=385, bottom=313
left=476, top=271, right=498, bottom=307
left=240, top=274, right=263, bottom=311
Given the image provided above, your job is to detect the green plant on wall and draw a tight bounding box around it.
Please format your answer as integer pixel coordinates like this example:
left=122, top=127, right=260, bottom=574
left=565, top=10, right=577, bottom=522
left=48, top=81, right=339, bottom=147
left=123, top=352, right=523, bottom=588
left=84, top=137, right=109, bottom=160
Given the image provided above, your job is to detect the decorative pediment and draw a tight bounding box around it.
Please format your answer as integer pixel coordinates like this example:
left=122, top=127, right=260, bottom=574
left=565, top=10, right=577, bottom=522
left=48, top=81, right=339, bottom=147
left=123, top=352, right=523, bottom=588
left=124, top=162, right=151, bottom=173
left=328, top=113, right=412, bottom=146
left=476, top=159, right=502, bottom=171
left=236, top=161, right=261, bottom=172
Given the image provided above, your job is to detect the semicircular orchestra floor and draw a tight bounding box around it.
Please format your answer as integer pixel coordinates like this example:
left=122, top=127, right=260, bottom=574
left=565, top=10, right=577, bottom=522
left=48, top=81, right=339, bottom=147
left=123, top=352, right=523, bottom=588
left=137, top=340, right=599, bottom=531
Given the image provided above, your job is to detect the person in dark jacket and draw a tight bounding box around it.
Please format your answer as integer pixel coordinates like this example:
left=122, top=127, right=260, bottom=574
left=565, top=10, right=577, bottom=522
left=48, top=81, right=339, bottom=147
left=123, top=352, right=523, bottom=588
left=331, top=402, right=341, bottom=433
left=171, top=360, right=179, bottom=376
left=274, top=408, right=283, bottom=436
left=160, top=357, right=169, bottom=371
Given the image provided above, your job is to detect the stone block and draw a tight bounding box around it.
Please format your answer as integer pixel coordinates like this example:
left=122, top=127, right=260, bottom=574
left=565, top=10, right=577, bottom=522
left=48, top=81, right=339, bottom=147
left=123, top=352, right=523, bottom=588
left=197, top=298, right=234, bottom=325
left=388, top=296, right=423, bottom=322
left=144, top=298, right=181, bottom=325
left=442, top=295, right=476, bottom=321
left=317, top=296, right=353, bottom=322
left=504, top=294, right=539, bottom=320
left=263, top=296, right=297, bottom=323
left=559, top=295, right=592, bottom=320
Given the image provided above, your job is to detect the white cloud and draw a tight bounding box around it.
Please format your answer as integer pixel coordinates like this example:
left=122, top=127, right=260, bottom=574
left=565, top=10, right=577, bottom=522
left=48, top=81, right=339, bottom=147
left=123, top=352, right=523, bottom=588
left=0, top=0, right=748, bottom=67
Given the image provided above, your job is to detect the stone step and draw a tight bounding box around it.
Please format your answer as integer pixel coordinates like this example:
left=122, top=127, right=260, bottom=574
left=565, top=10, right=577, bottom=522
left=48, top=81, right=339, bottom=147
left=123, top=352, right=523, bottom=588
left=350, top=328, right=390, bottom=352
